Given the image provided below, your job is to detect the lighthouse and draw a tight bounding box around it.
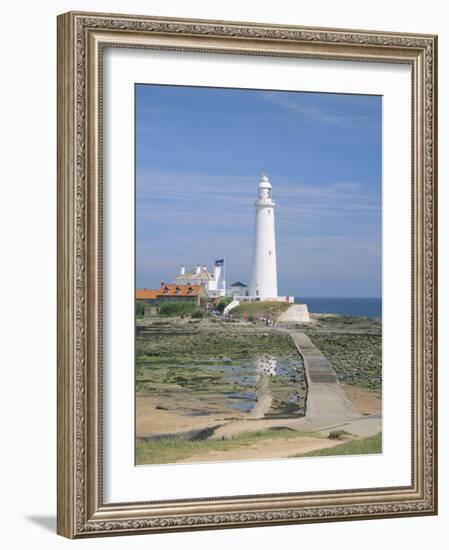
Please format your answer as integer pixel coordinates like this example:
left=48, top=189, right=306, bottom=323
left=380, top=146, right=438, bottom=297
left=249, top=174, right=278, bottom=299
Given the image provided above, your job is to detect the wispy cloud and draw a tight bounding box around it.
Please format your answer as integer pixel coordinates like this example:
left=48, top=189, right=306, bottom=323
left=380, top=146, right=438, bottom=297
left=136, top=170, right=380, bottom=222
left=135, top=170, right=381, bottom=291
left=261, top=93, right=379, bottom=128
left=134, top=85, right=381, bottom=295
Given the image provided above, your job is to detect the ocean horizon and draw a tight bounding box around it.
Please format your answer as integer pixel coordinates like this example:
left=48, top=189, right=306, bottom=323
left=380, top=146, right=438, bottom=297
left=294, top=297, right=382, bottom=318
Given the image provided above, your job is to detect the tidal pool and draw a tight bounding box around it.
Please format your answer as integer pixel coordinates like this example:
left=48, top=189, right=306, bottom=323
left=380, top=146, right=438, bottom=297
left=136, top=354, right=307, bottom=419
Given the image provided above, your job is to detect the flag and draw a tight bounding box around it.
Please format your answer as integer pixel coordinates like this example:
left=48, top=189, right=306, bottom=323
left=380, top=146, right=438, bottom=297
left=214, top=259, right=224, bottom=266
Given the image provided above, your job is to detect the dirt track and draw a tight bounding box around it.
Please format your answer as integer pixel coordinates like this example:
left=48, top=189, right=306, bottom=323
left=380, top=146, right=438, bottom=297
left=181, top=436, right=342, bottom=463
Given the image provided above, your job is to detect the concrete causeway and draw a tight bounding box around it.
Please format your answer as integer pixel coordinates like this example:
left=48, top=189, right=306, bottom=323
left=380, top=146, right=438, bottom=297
left=289, top=332, right=358, bottom=419
left=288, top=331, right=381, bottom=438
left=212, top=330, right=381, bottom=440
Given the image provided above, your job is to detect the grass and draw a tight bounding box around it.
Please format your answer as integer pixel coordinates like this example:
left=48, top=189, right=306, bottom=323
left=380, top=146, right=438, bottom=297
left=216, top=296, right=233, bottom=312
left=232, top=301, right=290, bottom=318
left=158, top=302, right=199, bottom=317
left=292, top=432, right=382, bottom=458
left=136, top=301, right=145, bottom=317
left=136, top=428, right=316, bottom=465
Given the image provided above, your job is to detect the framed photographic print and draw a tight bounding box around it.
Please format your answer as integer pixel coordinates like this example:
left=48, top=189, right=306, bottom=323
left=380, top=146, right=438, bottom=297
left=57, top=11, right=438, bottom=538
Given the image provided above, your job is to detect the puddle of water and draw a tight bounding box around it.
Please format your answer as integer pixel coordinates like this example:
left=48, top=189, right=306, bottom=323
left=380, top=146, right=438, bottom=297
left=140, top=354, right=306, bottom=418
left=227, top=401, right=255, bottom=412
left=224, top=391, right=257, bottom=400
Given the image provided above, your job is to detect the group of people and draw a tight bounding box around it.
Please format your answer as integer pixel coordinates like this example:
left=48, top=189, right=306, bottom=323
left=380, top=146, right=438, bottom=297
left=240, top=312, right=276, bottom=327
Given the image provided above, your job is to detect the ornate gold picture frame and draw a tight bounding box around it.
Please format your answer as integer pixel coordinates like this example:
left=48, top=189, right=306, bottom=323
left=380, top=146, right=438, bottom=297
left=57, top=11, right=437, bottom=538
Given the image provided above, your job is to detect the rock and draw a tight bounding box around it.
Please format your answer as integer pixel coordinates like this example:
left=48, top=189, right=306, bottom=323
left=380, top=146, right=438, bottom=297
left=277, top=304, right=311, bottom=323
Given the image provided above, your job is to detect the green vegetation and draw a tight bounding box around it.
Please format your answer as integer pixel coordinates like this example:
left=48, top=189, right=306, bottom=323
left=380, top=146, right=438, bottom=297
left=136, top=301, right=145, bottom=318
left=158, top=302, right=198, bottom=317
left=292, top=432, right=382, bottom=458
left=232, top=301, right=290, bottom=319
left=297, top=315, right=382, bottom=391
left=216, top=296, right=233, bottom=312
left=328, top=429, right=351, bottom=440
left=136, top=363, right=245, bottom=394
left=134, top=315, right=382, bottom=464
left=136, top=325, right=297, bottom=365
left=306, top=314, right=381, bottom=333
left=191, top=308, right=205, bottom=318
left=305, top=332, right=382, bottom=390
left=136, top=428, right=317, bottom=465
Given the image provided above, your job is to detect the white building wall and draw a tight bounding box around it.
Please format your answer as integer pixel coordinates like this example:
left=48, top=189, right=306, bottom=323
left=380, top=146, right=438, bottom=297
left=250, top=176, right=278, bottom=298
left=229, top=286, right=248, bottom=297
left=173, top=264, right=226, bottom=297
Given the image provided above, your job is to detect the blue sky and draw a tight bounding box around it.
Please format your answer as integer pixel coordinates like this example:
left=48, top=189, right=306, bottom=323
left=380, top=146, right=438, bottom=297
left=136, top=84, right=382, bottom=298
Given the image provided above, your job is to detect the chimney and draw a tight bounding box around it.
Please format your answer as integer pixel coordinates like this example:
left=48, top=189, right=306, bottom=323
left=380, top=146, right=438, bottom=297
left=195, top=264, right=201, bottom=275
left=180, top=265, right=185, bottom=275
left=202, top=264, right=207, bottom=272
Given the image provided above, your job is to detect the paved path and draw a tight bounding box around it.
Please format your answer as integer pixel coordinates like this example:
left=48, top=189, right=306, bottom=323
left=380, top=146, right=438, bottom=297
left=287, top=331, right=381, bottom=437
left=213, top=331, right=381, bottom=440
left=289, top=332, right=358, bottom=419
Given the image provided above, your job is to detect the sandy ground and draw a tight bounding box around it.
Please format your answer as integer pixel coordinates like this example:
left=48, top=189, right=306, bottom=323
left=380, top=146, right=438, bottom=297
left=136, top=384, right=381, bottom=439
left=181, top=436, right=343, bottom=463
left=341, top=384, right=381, bottom=416
left=136, top=396, right=246, bottom=436
left=135, top=317, right=382, bottom=463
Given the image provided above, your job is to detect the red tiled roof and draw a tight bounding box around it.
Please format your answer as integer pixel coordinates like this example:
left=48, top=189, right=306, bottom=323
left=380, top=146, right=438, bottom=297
left=158, top=284, right=203, bottom=297
left=136, top=289, right=159, bottom=300
left=136, top=284, right=203, bottom=300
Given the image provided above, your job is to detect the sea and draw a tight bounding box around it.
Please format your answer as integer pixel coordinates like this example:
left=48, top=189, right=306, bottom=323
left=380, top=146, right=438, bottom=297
left=294, top=297, right=382, bottom=319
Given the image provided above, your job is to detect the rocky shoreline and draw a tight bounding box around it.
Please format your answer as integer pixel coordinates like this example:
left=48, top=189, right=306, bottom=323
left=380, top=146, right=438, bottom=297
left=135, top=313, right=381, bottom=464
left=136, top=313, right=381, bottom=391
left=136, top=317, right=308, bottom=423
left=301, top=314, right=382, bottom=391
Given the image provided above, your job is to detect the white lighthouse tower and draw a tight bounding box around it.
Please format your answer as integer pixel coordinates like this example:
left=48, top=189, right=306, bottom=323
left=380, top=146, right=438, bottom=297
left=250, top=174, right=278, bottom=299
